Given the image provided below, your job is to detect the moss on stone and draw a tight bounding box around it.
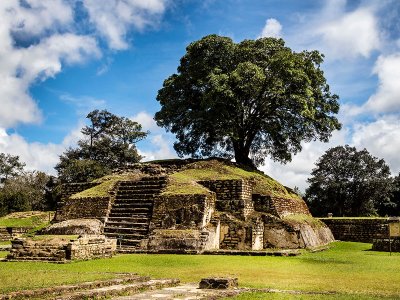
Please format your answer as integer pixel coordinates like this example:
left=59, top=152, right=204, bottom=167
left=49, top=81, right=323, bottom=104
left=283, top=214, right=324, bottom=228
left=70, top=173, right=142, bottom=199
left=162, top=160, right=299, bottom=199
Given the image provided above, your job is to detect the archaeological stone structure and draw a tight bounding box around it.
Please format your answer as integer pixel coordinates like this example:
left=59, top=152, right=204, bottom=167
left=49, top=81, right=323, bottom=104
left=53, top=159, right=334, bottom=253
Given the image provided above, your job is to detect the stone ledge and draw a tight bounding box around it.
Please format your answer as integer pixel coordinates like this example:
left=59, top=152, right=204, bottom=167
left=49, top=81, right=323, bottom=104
left=199, top=277, right=238, bottom=289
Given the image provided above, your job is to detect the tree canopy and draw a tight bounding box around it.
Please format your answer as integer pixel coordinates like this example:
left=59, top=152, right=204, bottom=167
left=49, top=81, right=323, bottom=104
left=155, top=34, right=341, bottom=167
left=0, top=153, right=25, bottom=182
left=56, top=109, right=148, bottom=182
left=305, top=145, right=393, bottom=217
left=0, top=153, right=55, bottom=216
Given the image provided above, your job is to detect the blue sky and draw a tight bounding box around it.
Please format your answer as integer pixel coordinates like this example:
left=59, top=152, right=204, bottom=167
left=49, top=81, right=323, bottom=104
left=1, top=0, right=400, bottom=190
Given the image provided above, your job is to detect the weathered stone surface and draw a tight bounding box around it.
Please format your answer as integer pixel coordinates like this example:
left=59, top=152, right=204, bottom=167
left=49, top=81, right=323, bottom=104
left=199, top=277, right=238, bottom=289
left=320, top=218, right=388, bottom=243
left=263, top=215, right=334, bottom=249
left=372, top=238, right=400, bottom=252
left=55, top=196, right=112, bottom=223
left=7, top=235, right=116, bottom=261
left=42, top=219, right=103, bottom=235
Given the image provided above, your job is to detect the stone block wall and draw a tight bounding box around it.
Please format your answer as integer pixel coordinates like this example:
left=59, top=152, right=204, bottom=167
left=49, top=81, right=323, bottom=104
left=320, top=218, right=388, bottom=243
left=8, top=238, right=70, bottom=261
left=150, top=193, right=216, bottom=230
left=55, top=197, right=111, bottom=223
left=372, top=238, right=400, bottom=252
left=219, top=215, right=252, bottom=250
left=0, top=227, right=32, bottom=241
left=253, top=195, right=311, bottom=218
left=0, top=227, right=11, bottom=241
left=199, top=180, right=254, bottom=220
left=55, top=182, right=103, bottom=222
left=269, top=197, right=311, bottom=217
left=67, top=235, right=117, bottom=260
left=7, top=235, right=116, bottom=261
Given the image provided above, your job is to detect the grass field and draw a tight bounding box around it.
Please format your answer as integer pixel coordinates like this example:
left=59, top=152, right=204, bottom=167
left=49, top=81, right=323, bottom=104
left=0, top=211, right=53, bottom=228
left=0, top=241, right=399, bottom=299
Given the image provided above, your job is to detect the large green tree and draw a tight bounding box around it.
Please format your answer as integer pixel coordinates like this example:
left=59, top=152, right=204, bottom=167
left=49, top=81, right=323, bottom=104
left=0, top=153, right=25, bottom=182
left=305, top=145, right=393, bottom=217
left=155, top=35, right=341, bottom=167
left=56, top=110, right=147, bottom=182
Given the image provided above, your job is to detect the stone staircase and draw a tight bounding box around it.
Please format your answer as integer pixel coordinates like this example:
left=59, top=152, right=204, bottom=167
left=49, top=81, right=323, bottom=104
left=104, top=176, right=167, bottom=250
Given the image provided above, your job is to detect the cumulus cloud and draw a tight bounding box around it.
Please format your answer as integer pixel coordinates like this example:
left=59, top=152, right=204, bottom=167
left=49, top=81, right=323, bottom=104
left=288, top=0, right=382, bottom=60
left=363, top=54, right=400, bottom=114
left=260, top=129, right=347, bottom=191
left=139, top=134, right=177, bottom=162
left=83, top=0, right=168, bottom=50
left=131, top=111, right=159, bottom=132
left=351, top=115, right=400, bottom=174
left=315, top=6, right=381, bottom=59
left=259, top=18, right=282, bottom=38
left=131, top=111, right=177, bottom=161
left=0, top=1, right=100, bottom=128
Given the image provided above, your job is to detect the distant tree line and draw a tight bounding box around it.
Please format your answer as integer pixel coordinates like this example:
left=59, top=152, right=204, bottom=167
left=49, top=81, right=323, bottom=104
left=0, top=153, right=57, bottom=217
left=305, top=145, right=400, bottom=217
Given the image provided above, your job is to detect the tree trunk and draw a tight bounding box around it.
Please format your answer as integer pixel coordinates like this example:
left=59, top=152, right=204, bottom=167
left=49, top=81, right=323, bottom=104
left=233, top=142, right=255, bottom=169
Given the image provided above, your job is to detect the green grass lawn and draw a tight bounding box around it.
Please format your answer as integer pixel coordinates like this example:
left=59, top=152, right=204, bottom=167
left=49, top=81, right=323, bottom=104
left=0, top=242, right=399, bottom=299
left=0, top=211, right=54, bottom=228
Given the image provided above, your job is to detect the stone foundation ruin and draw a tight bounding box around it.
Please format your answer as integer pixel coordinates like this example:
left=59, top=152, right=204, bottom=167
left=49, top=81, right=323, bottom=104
left=52, top=159, right=334, bottom=253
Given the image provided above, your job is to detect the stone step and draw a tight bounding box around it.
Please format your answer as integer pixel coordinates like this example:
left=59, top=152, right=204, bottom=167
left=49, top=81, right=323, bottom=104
left=108, top=212, right=150, bottom=218
left=115, top=195, right=155, bottom=201
left=54, top=278, right=179, bottom=300
left=104, top=227, right=149, bottom=234
left=107, top=216, right=149, bottom=223
left=105, top=221, right=148, bottom=227
left=110, top=207, right=151, bottom=214
left=105, top=233, right=147, bottom=240
left=118, top=181, right=166, bottom=187
left=118, top=184, right=164, bottom=188
left=116, top=191, right=156, bottom=197
left=113, top=200, right=153, bottom=205
left=117, top=239, right=143, bottom=247
left=112, top=202, right=153, bottom=207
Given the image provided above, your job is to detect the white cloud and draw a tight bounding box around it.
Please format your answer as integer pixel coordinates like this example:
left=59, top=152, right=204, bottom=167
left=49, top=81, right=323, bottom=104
left=363, top=53, right=400, bottom=114
left=2, top=0, right=73, bottom=38
left=260, top=129, right=347, bottom=192
left=131, top=111, right=159, bottom=132
left=139, top=134, right=177, bottom=162
left=316, top=7, right=381, bottom=59
left=0, top=2, right=100, bottom=128
left=351, top=115, right=400, bottom=175
left=259, top=18, right=282, bottom=38
left=83, top=0, right=168, bottom=50
left=288, top=0, right=382, bottom=60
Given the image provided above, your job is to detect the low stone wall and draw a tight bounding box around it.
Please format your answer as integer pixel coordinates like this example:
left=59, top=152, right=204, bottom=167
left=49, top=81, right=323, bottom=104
left=0, top=227, right=11, bottom=241
left=372, top=238, right=400, bottom=252
left=7, top=235, right=116, bottom=261
left=320, top=218, right=388, bottom=243
left=199, top=180, right=254, bottom=220
left=55, top=197, right=111, bottom=223
left=67, top=235, right=117, bottom=260
left=0, top=227, right=32, bottom=241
